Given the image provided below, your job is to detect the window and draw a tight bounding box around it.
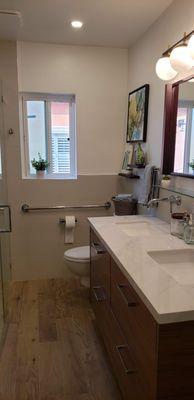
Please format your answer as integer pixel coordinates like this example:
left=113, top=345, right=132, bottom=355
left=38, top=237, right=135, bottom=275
left=20, top=93, right=76, bottom=179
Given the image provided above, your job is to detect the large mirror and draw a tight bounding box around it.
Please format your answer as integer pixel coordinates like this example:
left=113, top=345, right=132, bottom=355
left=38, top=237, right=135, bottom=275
left=163, top=76, right=194, bottom=178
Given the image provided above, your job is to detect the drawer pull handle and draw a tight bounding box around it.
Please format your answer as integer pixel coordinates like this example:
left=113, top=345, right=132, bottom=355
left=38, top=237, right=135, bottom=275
left=117, top=284, right=138, bottom=307
left=115, top=345, right=136, bottom=375
left=92, top=286, right=107, bottom=302
left=91, top=242, right=106, bottom=255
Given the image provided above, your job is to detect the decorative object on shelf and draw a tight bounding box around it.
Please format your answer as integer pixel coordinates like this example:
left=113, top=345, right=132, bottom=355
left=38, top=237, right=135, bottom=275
left=122, top=150, right=130, bottom=171
left=170, top=212, right=189, bottom=239
left=156, top=30, right=194, bottom=81
left=135, top=143, right=146, bottom=167
left=126, top=84, right=149, bottom=143
left=120, top=143, right=141, bottom=178
left=121, top=145, right=134, bottom=172
left=161, top=175, right=171, bottom=188
left=127, top=144, right=134, bottom=165
left=125, top=165, right=134, bottom=175
left=31, top=153, right=49, bottom=178
left=184, top=214, right=194, bottom=244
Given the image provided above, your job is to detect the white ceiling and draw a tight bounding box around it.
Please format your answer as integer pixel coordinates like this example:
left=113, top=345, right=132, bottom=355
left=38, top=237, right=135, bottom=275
left=0, top=0, right=173, bottom=48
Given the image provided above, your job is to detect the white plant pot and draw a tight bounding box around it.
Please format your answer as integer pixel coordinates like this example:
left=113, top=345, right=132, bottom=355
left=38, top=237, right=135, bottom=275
left=36, top=170, right=45, bottom=179
left=161, top=179, right=171, bottom=188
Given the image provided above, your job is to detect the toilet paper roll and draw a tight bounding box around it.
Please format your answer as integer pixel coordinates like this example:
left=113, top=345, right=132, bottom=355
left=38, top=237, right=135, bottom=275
left=65, top=216, right=76, bottom=244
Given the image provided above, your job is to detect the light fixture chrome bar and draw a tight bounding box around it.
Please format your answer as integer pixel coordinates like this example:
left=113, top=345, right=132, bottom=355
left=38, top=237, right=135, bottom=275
left=21, top=202, right=111, bottom=213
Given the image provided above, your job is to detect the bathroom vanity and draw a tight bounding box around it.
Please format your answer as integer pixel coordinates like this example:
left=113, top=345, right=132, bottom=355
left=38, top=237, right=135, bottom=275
left=89, top=216, right=194, bottom=400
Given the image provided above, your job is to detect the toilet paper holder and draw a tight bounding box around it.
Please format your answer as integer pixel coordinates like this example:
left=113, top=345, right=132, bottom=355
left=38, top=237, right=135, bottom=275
left=59, top=217, right=78, bottom=224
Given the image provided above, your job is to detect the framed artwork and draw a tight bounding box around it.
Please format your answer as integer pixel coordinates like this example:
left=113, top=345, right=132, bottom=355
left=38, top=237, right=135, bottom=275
left=126, top=84, right=149, bottom=143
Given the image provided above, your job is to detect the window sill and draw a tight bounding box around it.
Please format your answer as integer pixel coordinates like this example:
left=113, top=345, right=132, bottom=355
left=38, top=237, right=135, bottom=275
left=22, top=174, right=77, bottom=180
left=171, top=172, right=194, bottom=180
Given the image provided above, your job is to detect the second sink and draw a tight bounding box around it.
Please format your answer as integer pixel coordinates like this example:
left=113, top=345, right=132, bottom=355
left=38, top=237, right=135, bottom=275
left=148, top=249, right=194, bottom=285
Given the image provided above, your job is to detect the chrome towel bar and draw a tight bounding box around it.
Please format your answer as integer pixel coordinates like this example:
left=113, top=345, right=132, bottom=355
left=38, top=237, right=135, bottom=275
left=21, top=202, right=111, bottom=213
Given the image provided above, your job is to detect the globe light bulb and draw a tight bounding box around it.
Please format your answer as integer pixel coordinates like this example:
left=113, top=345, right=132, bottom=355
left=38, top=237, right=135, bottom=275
left=188, top=34, right=194, bottom=60
left=155, top=56, right=177, bottom=81
left=170, top=44, right=193, bottom=73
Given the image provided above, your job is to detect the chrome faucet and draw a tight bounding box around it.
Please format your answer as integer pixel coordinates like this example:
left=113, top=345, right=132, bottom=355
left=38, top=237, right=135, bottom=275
left=147, top=195, right=181, bottom=213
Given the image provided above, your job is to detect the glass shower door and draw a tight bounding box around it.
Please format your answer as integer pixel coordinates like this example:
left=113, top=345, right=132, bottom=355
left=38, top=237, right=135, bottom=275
left=0, top=81, right=12, bottom=337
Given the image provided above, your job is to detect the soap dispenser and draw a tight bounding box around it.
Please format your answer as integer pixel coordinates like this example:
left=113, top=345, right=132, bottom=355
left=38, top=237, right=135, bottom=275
left=184, top=214, right=194, bottom=244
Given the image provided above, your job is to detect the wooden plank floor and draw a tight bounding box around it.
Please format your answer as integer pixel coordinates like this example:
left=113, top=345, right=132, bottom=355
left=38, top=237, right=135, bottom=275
left=0, top=279, right=122, bottom=400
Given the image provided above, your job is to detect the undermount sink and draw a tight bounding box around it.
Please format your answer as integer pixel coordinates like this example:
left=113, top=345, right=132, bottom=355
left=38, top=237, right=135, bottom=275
left=116, top=221, right=162, bottom=237
left=148, top=249, right=194, bottom=285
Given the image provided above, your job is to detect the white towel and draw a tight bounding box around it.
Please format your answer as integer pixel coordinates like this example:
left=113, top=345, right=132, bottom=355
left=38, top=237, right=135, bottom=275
left=138, top=165, right=154, bottom=205
left=116, top=194, right=133, bottom=200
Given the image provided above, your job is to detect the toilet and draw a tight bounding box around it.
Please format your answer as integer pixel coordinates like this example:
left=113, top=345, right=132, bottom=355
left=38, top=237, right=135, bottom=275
left=64, top=246, right=90, bottom=287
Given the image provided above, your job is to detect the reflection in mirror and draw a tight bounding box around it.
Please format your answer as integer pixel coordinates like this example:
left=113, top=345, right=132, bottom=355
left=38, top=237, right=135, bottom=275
left=174, top=80, right=194, bottom=175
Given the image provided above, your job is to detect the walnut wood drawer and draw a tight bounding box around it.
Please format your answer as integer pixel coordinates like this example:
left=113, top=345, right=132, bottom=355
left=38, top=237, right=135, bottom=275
left=157, top=322, right=194, bottom=399
left=110, top=258, right=157, bottom=397
left=98, top=302, right=149, bottom=400
left=90, top=229, right=110, bottom=305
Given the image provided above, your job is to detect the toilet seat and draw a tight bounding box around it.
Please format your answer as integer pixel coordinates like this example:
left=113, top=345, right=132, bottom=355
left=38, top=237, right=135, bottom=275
left=64, top=246, right=90, bottom=263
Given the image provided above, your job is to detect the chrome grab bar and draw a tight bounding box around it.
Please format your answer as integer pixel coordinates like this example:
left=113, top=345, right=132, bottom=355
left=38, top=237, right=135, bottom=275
left=21, top=201, right=111, bottom=213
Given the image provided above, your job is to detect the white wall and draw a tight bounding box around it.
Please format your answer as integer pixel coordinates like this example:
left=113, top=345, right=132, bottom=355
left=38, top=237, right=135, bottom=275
left=127, top=0, right=194, bottom=167
left=7, top=1, right=194, bottom=280
left=1, top=42, right=129, bottom=281
left=17, top=42, right=129, bottom=175
left=121, top=0, right=194, bottom=220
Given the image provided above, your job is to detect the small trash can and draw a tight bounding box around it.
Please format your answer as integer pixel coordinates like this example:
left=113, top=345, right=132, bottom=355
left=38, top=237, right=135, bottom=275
left=112, top=195, right=137, bottom=216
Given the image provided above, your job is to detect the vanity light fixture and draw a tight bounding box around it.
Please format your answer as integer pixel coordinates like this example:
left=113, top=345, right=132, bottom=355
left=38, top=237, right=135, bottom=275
left=71, top=20, right=83, bottom=29
left=156, top=30, right=194, bottom=81
left=170, top=39, right=193, bottom=74
left=188, top=34, right=194, bottom=60
left=155, top=54, right=177, bottom=81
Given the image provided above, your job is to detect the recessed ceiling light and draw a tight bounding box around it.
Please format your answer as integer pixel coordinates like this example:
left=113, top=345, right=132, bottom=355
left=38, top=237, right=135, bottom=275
left=71, top=20, right=83, bottom=29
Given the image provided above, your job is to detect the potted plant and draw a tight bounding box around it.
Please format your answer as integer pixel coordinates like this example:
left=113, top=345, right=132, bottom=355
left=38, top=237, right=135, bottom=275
left=31, top=153, right=49, bottom=178
left=161, top=175, right=171, bottom=188
left=189, top=159, right=194, bottom=172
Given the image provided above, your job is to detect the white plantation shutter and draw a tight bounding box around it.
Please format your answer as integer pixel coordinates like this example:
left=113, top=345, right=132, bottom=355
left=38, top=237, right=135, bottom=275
left=51, top=126, right=70, bottom=173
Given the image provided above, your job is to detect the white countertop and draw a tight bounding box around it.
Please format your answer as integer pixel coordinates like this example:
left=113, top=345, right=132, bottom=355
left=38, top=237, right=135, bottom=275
left=88, top=215, right=194, bottom=324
